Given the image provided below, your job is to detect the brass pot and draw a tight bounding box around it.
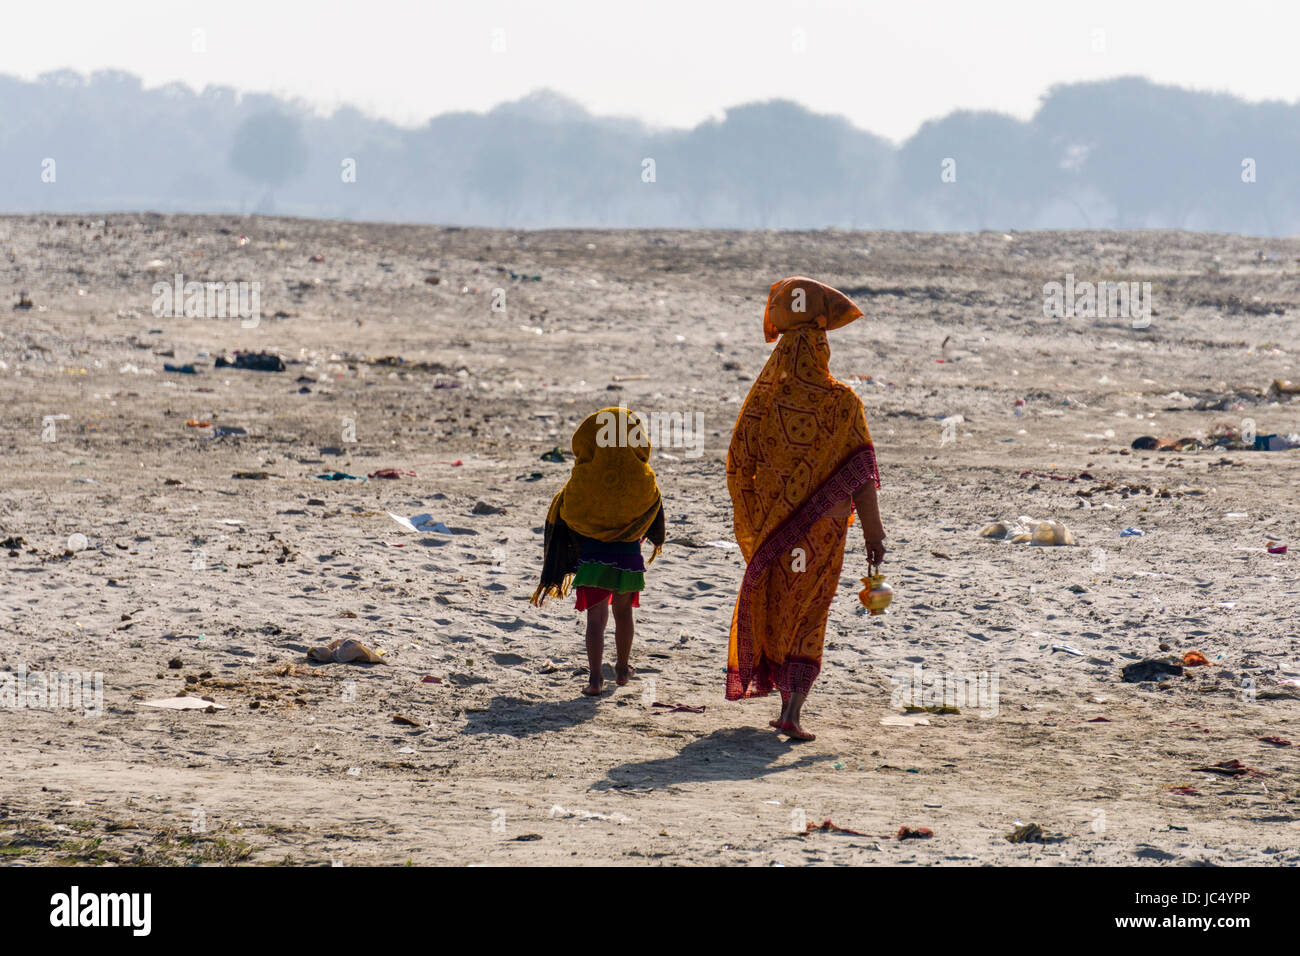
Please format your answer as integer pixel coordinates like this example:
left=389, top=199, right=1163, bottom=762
left=858, top=563, right=893, bottom=616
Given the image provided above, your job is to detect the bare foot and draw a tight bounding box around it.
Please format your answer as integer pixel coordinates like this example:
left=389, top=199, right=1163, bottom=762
left=615, top=663, right=635, bottom=686
left=772, top=692, right=791, bottom=727
left=779, top=720, right=816, bottom=741
left=582, top=680, right=603, bottom=696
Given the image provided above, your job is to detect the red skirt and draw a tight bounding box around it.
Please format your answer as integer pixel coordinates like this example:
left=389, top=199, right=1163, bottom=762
left=574, top=587, right=641, bottom=611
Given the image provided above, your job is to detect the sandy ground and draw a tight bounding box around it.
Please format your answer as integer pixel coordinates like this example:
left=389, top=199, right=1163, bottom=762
left=1, top=214, right=1298, bottom=866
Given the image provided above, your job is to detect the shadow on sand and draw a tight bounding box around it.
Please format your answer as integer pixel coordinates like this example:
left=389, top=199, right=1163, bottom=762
left=463, top=695, right=600, bottom=737
left=594, top=726, right=827, bottom=789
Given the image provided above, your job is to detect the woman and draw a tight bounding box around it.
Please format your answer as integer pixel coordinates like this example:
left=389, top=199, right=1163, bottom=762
left=725, top=277, right=886, bottom=740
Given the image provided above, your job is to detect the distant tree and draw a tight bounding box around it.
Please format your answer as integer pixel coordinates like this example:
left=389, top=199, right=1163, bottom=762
left=230, top=111, right=309, bottom=210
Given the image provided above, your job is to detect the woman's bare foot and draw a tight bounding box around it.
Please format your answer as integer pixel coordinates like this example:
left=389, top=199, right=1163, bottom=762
left=582, top=677, right=603, bottom=696
left=779, top=720, right=816, bottom=741
left=615, top=663, right=635, bottom=686
left=771, top=691, right=792, bottom=729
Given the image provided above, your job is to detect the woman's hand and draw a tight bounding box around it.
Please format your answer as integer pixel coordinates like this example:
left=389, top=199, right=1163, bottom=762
left=852, top=480, right=886, bottom=567
left=864, top=534, right=886, bottom=567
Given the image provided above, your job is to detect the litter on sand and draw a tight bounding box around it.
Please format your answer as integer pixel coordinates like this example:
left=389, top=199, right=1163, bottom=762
left=387, top=512, right=456, bottom=534
left=1051, top=644, right=1085, bottom=657
left=1233, top=542, right=1288, bottom=554
left=307, top=638, right=386, bottom=664
left=1018, top=470, right=1094, bottom=483
left=804, top=819, right=867, bottom=837
left=1006, top=823, right=1046, bottom=843
left=1182, top=651, right=1212, bottom=666
left=1119, top=527, right=1144, bottom=537
left=140, top=697, right=226, bottom=711
left=1121, top=659, right=1184, bottom=682
left=314, top=471, right=367, bottom=481
left=1135, top=423, right=1300, bottom=452
left=367, top=468, right=416, bottom=479
left=979, top=517, right=1074, bottom=545
left=549, top=805, right=631, bottom=824
left=651, top=702, right=706, bottom=714
left=896, top=826, right=933, bottom=840
left=1131, top=435, right=1204, bottom=452
left=881, top=713, right=931, bottom=727
left=1191, top=759, right=1270, bottom=778
left=215, top=350, right=285, bottom=372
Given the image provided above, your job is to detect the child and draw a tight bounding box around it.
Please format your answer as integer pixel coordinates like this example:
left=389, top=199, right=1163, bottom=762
left=531, top=406, right=666, bottom=696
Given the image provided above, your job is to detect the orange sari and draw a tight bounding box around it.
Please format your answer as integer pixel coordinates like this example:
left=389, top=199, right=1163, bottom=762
left=725, top=277, right=879, bottom=701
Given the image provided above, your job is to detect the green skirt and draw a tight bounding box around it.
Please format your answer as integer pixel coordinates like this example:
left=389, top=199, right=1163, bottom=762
left=572, top=561, right=645, bottom=594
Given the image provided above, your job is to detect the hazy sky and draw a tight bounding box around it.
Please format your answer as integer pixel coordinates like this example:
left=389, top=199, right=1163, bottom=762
left=10, top=0, right=1300, bottom=142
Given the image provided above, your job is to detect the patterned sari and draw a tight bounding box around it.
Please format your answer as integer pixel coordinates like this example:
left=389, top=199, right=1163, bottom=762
left=725, top=278, right=880, bottom=701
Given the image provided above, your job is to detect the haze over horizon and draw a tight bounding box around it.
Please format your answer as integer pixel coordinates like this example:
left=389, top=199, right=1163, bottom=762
left=8, top=0, right=1300, bottom=143
left=6, top=1, right=1300, bottom=233
left=5, top=68, right=1299, bottom=234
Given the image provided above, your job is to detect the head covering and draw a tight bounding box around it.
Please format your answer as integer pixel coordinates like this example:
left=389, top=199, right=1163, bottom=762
left=731, top=278, right=876, bottom=557
left=532, top=407, right=665, bottom=606
left=763, top=276, right=864, bottom=343
left=725, top=278, right=880, bottom=700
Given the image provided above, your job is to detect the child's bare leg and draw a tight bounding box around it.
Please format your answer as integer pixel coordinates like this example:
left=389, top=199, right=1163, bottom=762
left=612, top=592, right=636, bottom=684
left=584, top=602, right=610, bottom=695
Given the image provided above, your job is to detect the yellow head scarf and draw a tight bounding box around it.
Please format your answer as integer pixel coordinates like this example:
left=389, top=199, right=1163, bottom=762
left=532, top=407, right=665, bottom=606
left=558, top=407, right=662, bottom=542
